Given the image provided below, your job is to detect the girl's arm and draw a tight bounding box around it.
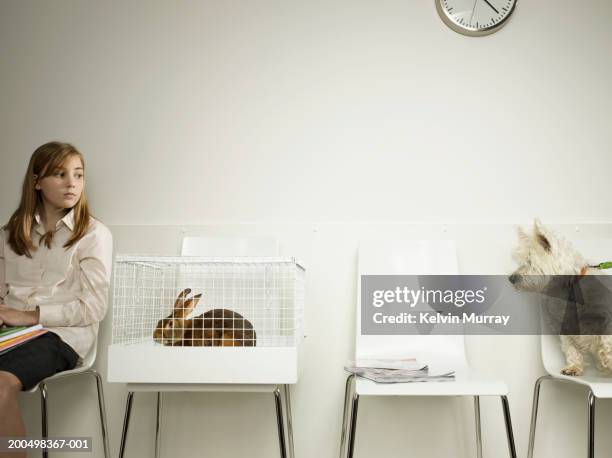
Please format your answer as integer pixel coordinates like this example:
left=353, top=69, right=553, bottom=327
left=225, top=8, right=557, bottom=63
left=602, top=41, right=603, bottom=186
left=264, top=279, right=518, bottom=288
left=38, top=223, right=113, bottom=327
left=0, top=229, right=39, bottom=325
left=0, top=229, right=7, bottom=303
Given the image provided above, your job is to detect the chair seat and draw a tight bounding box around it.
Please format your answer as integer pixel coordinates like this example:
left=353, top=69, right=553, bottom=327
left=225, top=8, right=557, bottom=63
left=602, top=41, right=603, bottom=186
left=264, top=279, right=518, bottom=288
left=26, top=362, right=92, bottom=392
left=553, top=376, right=612, bottom=398
left=544, top=363, right=612, bottom=398
left=27, top=347, right=94, bottom=393
left=355, top=371, right=508, bottom=397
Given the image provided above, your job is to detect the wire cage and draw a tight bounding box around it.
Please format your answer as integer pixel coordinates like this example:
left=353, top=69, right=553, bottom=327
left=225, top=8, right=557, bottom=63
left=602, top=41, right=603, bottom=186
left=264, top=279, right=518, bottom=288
left=108, top=255, right=306, bottom=384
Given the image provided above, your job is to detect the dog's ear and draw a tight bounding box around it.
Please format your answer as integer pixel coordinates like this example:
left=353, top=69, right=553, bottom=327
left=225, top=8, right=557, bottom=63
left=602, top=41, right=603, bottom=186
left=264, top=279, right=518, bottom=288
left=536, top=233, right=551, bottom=252
left=517, top=226, right=529, bottom=241
left=533, top=220, right=551, bottom=252
left=533, top=218, right=544, bottom=232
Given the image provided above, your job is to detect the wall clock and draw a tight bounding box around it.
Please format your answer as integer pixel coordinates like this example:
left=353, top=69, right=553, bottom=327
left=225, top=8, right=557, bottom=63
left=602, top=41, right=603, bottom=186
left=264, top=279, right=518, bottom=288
left=436, top=0, right=517, bottom=36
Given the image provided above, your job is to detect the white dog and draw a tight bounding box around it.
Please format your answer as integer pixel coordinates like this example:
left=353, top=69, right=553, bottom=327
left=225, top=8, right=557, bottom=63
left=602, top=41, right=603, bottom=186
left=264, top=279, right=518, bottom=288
left=509, top=220, right=612, bottom=376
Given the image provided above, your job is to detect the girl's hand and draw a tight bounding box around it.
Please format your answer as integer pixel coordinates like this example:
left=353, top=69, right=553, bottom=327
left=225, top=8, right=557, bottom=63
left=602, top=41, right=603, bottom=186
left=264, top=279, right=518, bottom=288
left=0, top=304, right=40, bottom=327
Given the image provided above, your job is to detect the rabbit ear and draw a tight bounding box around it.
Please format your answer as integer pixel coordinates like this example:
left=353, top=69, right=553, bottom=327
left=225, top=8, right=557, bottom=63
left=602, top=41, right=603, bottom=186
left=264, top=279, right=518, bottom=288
left=172, top=288, right=192, bottom=318
left=175, top=292, right=202, bottom=319
left=174, top=288, right=191, bottom=309
left=190, top=293, right=202, bottom=308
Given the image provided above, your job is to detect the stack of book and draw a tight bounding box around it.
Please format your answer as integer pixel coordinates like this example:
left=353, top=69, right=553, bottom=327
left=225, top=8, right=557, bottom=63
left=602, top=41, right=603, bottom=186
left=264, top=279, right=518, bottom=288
left=0, top=325, right=48, bottom=356
left=344, top=358, right=455, bottom=383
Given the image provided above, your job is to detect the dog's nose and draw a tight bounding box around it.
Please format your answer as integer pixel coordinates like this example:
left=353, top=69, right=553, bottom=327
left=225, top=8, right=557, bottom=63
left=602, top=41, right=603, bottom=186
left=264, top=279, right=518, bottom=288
left=508, top=274, right=518, bottom=284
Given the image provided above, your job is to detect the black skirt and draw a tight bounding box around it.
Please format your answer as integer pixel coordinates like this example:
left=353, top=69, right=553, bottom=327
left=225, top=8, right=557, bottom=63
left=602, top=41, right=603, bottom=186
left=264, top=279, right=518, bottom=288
left=0, top=332, right=79, bottom=391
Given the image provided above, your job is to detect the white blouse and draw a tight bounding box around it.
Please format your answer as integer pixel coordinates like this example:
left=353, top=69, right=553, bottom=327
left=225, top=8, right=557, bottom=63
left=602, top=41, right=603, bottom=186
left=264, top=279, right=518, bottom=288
left=0, top=210, right=113, bottom=359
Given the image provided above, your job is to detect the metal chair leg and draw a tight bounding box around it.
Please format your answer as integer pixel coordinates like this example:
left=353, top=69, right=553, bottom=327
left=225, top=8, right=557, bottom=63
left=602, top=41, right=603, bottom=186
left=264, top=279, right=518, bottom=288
left=274, top=387, right=288, bottom=458
left=474, top=396, right=482, bottom=458
left=588, top=391, right=595, bottom=458
left=339, top=375, right=355, bottom=458
left=282, top=385, right=295, bottom=458
left=119, top=391, right=135, bottom=458
left=346, top=393, right=360, bottom=458
left=501, top=395, right=517, bottom=458
left=90, top=370, right=111, bottom=458
left=40, top=382, right=48, bottom=458
left=527, top=375, right=551, bottom=458
left=155, top=392, right=162, bottom=458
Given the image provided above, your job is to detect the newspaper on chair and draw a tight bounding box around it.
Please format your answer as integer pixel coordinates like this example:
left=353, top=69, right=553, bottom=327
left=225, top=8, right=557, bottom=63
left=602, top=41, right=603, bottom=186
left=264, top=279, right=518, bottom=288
left=345, top=358, right=455, bottom=383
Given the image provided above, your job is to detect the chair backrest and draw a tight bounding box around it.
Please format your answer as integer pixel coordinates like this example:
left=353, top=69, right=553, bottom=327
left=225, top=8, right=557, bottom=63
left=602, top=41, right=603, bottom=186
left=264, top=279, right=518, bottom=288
left=541, top=238, right=612, bottom=376
left=357, top=239, right=466, bottom=370
left=181, top=236, right=278, bottom=257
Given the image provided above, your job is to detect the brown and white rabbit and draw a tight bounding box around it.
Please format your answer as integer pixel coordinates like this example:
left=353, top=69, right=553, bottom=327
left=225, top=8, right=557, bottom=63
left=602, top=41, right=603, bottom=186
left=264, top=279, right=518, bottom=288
left=153, top=288, right=257, bottom=347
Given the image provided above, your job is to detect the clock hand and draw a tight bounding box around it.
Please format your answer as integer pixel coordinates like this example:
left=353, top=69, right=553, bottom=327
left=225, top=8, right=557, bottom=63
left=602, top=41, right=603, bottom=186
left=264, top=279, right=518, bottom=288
left=480, top=0, right=499, bottom=14
left=469, top=0, right=478, bottom=25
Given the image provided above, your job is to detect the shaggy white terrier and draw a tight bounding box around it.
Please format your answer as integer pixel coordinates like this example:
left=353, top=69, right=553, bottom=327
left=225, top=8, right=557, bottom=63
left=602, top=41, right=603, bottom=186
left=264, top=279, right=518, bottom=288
left=509, top=220, right=612, bottom=376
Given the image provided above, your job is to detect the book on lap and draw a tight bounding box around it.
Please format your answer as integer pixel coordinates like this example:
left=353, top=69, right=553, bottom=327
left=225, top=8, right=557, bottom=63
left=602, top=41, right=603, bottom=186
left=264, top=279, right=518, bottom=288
left=0, top=325, right=49, bottom=356
left=0, top=325, right=44, bottom=343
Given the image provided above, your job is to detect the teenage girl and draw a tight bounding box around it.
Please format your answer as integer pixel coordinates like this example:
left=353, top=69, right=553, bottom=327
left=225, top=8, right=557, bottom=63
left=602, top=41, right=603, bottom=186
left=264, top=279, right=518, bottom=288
left=0, top=142, right=112, bottom=457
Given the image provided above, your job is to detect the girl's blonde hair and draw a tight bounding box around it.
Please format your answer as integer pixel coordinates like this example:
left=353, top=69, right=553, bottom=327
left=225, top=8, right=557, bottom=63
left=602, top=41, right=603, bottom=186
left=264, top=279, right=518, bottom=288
left=5, top=141, right=92, bottom=257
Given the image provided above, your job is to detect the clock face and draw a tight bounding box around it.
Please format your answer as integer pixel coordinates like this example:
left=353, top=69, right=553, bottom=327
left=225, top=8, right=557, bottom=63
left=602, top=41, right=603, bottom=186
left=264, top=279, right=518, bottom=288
left=437, top=0, right=517, bottom=36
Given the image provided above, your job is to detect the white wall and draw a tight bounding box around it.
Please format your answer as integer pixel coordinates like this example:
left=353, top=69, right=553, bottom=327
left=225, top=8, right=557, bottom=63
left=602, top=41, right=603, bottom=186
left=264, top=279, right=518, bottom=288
left=1, top=1, right=611, bottom=457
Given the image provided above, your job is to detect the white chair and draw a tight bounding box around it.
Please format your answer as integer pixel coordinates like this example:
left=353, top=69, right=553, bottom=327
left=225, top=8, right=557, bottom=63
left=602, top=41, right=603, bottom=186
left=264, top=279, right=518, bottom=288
left=527, top=239, right=612, bottom=458
left=339, top=239, right=517, bottom=458
left=27, top=337, right=110, bottom=458
left=118, top=236, right=294, bottom=458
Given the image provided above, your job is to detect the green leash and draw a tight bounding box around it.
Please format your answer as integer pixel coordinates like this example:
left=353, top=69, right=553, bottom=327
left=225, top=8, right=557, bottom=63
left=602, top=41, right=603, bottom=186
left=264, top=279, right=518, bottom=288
left=590, top=262, right=612, bottom=270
